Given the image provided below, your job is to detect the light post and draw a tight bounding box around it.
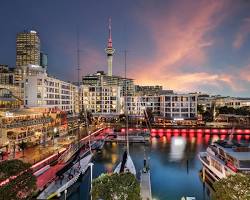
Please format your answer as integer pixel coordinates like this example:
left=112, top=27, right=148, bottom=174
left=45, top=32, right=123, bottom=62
left=64, top=189, right=67, bottom=200
left=88, top=162, right=94, bottom=200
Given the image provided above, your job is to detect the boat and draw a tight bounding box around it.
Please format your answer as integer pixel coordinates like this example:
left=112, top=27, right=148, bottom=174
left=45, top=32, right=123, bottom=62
left=199, top=140, right=250, bottom=181
left=114, top=150, right=136, bottom=175
left=113, top=51, right=136, bottom=175
left=91, top=139, right=105, bottom=151
left=37, top=153, right=92, bottom=199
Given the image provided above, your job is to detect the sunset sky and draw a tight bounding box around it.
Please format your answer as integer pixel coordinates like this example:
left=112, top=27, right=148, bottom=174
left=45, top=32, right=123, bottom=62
left=1, top=0, right=250, bottom=96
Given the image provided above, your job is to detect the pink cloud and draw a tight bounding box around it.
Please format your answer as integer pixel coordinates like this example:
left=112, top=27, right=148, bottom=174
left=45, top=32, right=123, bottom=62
left=129, top=0, right=242, bottom=93
left=233, top=18, right=250, bottom=49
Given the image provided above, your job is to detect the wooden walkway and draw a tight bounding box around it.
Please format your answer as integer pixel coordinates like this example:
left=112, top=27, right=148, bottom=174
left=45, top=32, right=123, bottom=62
left=140, top=170, right=152, bottom=200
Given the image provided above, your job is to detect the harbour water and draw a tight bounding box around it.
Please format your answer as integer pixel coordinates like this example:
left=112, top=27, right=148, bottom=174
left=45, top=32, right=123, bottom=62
left=65, top=133, right=250, bottom=200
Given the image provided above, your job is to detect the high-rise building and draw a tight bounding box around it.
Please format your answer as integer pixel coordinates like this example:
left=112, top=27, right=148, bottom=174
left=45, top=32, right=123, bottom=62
left=16, top=30, right=40, bottom=67
left=40, top=52, right=48, bottom=69
left=105, top=18, right=115, bottom=76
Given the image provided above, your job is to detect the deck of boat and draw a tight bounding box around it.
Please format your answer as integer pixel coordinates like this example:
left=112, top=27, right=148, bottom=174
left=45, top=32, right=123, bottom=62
left=37, top=154, right=92, bottom=199
left=140, top=170, right=152, bottom=200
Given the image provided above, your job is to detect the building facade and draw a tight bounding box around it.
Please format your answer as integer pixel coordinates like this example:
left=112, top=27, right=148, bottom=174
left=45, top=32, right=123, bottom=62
left=16, top=30, right=40, bottom=67
left=125, top=96, right=160, bottom=116
left=80, top=84, right=121, bottom=116
left=17, top=65, right=78, bottom=114
left=160, top=94, right=198, bottom=119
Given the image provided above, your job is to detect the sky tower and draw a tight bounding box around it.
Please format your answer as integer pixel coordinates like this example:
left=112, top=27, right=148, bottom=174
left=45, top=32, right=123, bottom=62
left=105, top=18, right=115, bottom=76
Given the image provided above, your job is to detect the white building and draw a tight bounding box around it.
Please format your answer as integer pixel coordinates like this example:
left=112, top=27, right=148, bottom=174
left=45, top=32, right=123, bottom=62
left=18, top=65, right=79, bottom=114
left=160, top=93, right=197, bottom=119
left=215, top=97, right=250, bottom=108
left=80, top=85, right=121, bottom=116
left=125, top=96, right=160, bottom=116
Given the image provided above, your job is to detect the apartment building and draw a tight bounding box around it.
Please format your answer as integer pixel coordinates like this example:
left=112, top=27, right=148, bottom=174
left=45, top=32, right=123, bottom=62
left=80, top=84, right=121, bottom=116
left=19, top=65, right=78, bottom=114
left=160, top=93, right=198, bottom=119
left=124, top=96, right=160, bottom=116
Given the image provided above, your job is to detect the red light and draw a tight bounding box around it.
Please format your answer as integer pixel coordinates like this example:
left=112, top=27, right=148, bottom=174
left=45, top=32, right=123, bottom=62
left=245, top=129, right=250, bottom=134
left=181, top=133, right=187, bottom=138
left=151, top=132, right=156, bottom=137
left=245, top=135, right=250, bottom=140
left=197, top=129, right=202, bottom=133
left=220, top=129, right=226, bottom=133
left=205, top=129, right=210, bottom=133
left=189, top=129, right=194, bottom=132
left=237, top=135, right=242, bottom=141
left=167, top=132, right=171, bottom=140
left=220, top=134, right=226, bottom=140
left=236, top=129, right=242, bottom=134
left=205, top=134, right=210, bottom=143
left=159, top=132, right=164, bottom=137
left=181, top=129, right=187, bottom=132
left=212, top=129, right=218, bottom=133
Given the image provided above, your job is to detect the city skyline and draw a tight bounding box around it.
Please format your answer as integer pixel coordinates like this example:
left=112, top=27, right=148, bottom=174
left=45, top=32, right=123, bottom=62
left=1, top=0, right=250, bottom=97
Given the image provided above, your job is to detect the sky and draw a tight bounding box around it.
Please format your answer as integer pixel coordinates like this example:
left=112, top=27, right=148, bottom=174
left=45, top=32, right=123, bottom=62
left=1, top=0, right=250, bottom=97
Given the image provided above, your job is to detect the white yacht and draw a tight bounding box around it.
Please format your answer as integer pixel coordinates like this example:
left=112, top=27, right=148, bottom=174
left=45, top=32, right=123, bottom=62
left=114, top=150, right=136, bottom=175
left=199, top=140, right=250, bottom=181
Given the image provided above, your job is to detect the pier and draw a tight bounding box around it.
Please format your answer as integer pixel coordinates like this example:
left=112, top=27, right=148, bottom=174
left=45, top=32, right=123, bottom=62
left=140, top=169, right=152, bottom=200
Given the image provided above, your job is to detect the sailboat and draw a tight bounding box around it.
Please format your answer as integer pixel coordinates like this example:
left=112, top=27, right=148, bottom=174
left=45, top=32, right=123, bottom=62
left=114, top=50, right=136, bottom=176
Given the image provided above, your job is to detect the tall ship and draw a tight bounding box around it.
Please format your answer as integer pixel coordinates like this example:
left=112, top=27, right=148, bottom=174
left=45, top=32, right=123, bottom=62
left=199, top=140, right=250, bottom=181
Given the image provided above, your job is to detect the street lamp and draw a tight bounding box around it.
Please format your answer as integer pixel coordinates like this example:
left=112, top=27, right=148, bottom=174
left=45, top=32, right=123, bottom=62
left=53, top=127, right=57, bottom=147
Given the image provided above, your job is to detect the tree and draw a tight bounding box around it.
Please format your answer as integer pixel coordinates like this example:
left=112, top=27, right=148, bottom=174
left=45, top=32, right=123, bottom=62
left=212, top=174, right=250, bottom=200
left=0, top=159, right=37, bottom=200
left=92, top=172, right=141, bottom=200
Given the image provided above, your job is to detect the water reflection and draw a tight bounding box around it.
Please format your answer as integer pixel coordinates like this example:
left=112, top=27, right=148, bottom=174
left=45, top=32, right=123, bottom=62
left=170, top=136, right=187, bottom=161
left=67, top=134, right=249, bottom=200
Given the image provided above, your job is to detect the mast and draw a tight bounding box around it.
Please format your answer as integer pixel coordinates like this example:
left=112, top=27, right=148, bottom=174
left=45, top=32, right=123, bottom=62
left=77, top=28, right=81, bottom=147
left=124, top=50, right=129, bottom=154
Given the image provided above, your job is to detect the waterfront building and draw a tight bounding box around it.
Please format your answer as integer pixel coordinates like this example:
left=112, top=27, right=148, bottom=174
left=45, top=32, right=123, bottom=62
left=16, top=65, right=78, bottom=114
left=0, top=107, right=68, bottom=155
left=80, top=84, right=121, bottom=116
left=215, top=97, right=250, bottom=108
left=105, top=18, right=115, bottom=76
left=135, top=85, right=162, bottom=96
left=124, top=96, right=160, bottom=116
left=0, top=65, right=23, bottom=110
left=197, top=93, right=216, bottom=111
left=16, top=30, right=40, bottom=67
left=160, top=93, right=198, bottom=119
left=82, top=71, right=135, bottom=96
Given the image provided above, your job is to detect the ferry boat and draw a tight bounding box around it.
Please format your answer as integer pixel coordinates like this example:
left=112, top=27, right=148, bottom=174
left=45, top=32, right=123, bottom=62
left=199, top=140, right=250, bottom=181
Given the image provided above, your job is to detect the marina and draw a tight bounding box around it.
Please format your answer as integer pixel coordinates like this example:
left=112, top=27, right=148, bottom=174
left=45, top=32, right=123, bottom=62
left=63, top=132, right=249, bottom=200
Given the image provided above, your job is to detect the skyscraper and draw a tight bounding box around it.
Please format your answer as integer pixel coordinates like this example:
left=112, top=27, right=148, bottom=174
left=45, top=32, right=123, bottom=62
left=16, top=30, right=40, bottom=67
left=105, top=18, right=115, bottom=76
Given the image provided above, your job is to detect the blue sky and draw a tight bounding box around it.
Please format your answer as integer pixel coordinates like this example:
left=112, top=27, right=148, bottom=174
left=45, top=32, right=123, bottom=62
left=0, top=0, right=250, bottom=97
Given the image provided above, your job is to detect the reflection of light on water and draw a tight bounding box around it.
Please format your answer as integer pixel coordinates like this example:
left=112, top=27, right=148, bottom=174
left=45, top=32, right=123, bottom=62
left=151, top=137, right=158, bottom=148
left=212, top=135, right=219, bottom=142
left=170, top=136, right=186, bottom=161
left=104, top=163, right=114, bottom=173
left=112, top=142, right=117, bottom=147
left=111, top=154, right=118, bottom=164
left=162, top=136, right=167, bottom=145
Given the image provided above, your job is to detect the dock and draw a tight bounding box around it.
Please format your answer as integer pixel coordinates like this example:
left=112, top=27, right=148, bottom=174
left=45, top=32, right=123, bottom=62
left=105, top=135, right=149, bottom=143
left=140, top=169, right=152, bottom=200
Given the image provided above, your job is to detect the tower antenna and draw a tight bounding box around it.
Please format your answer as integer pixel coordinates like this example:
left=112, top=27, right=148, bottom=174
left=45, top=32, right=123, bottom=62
left=105, top=17, right=115, bottom=76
